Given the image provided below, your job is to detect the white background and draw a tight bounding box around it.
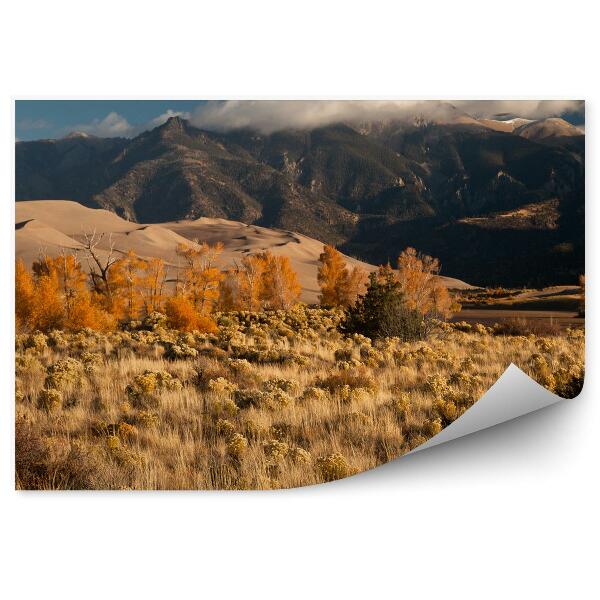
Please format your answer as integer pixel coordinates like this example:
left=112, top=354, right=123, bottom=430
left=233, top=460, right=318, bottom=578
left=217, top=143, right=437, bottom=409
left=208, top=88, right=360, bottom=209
left=0, top=1, right=597, bottom=598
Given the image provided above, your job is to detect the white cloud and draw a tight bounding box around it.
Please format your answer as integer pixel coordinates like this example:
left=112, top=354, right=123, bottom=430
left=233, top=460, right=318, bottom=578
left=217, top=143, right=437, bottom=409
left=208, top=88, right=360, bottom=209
left=453, top=100, right=584, bottom=120
left=63, top=100, right=585, bottom=139
left=74, top=111, right=134, bottom=137
left=189, top=99, right=584, bottom=134
left=190, top=101, right=428, bottom=133
left=67, top=108, right=192, bottom=138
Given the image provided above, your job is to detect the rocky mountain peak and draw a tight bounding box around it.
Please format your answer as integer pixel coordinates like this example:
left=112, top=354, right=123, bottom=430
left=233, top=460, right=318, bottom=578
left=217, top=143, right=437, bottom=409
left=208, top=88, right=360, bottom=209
left=161, top=115, right=187, bottom=131
left=15, top=115, right=584, bottom=287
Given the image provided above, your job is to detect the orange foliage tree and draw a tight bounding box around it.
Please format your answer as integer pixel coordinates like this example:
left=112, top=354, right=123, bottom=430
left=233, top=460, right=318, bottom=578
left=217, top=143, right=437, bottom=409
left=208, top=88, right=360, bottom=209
left=16, top=235, right=308, bottom=332
left=164, top=295, right=218, bottom=333
left=258, top=251, right=301, bottom=310
left=396, top=247, right=458, bottom=319
left=15, top=259, right=36, bottom=330
left=29, top=270, right=65, bottom=331
left=109, top=250, right=145, bottom=320
left=218, top=269, right=244, bottom=312
left=317, top=244, right=367, bottom=307
left=175, top=242, right=224, bottom=314
left=218, top=255, right=266, bottom=312
left=139, top=258, right=168, bottom=314
left=17, top=253, right=113, bottom=331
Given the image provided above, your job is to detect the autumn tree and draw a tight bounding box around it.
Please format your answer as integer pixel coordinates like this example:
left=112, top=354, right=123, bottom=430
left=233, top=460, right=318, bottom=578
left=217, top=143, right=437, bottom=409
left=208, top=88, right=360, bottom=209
left=218, top=255, right=265, bottom=312
left=62, top=254, right=86, bottom=316
left=218, top=269, right=244, bottom=312
left=21, top=253, right=112, bottom=331
left=238, top=255, right=266, bottom=311
left=15, top=258, right=62, bottom=332
left=109, top=250, right=145, bottom=320
left=318, top=245, right=345, bottom=306
left=396, top=247, right=457, bottom=319
left=30, top=268, right=64, bottom=331
left=175, top=241, right=224, bottom=314
left=317, top=245, right=367, bottom=307
left=345, top=266, right=368, bottom=307
left=258, top=251, right=301, bottom=310
left=164, top=295, right=218, bottom=333
left=139, top=258, right=168, bottom=314
left=56, top=253, right=115, bottom=329
left=15, top=259, right=36, bottom=331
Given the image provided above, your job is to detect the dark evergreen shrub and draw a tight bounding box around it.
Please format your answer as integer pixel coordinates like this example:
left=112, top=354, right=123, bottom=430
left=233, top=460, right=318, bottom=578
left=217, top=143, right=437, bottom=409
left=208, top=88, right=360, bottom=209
left=342, top=270, right=423, bottom=341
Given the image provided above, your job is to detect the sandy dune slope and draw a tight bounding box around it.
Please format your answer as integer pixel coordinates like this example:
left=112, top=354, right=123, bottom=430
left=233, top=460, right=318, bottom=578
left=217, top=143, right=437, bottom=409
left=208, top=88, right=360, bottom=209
left=16, top=218, right=85, bottom=272
left=16, top=200, right=473, bottom=303
left=16, top=200, right=134, bottom=234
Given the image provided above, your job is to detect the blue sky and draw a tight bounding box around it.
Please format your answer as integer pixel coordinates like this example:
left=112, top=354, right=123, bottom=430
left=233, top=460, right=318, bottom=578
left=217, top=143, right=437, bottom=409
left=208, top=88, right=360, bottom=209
left=15, top=100, right=204, bottom=141
left=15, top=100, right=585, bottom=140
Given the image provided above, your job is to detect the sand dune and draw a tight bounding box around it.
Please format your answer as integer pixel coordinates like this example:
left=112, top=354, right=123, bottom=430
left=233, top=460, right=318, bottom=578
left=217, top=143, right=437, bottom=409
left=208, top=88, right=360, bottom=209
left=438, top=275, right=475, bottom=290
left=109, top=225, right=208, bottom=264
left=16, top=200, right=134, bottom=234
left=15, top=219, right=84, bottom=266
left=15, top=200, right=473, bottom=303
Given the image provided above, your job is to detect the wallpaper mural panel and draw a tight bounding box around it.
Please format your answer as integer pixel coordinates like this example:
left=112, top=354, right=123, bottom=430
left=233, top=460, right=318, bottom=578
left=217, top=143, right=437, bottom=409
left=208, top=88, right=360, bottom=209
left=14, top=100, right=585, bottom=490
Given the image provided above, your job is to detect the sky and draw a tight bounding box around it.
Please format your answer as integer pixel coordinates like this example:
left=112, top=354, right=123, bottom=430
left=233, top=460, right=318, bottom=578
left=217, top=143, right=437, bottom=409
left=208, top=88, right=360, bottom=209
left=15, top=99, right=585, bottom=141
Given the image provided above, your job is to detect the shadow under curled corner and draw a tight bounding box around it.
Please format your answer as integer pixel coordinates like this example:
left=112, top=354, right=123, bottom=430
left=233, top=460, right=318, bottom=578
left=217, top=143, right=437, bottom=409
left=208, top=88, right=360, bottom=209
left=327, top=364, right=576, bottom=489
left=409, top=363, right=564, bottom=454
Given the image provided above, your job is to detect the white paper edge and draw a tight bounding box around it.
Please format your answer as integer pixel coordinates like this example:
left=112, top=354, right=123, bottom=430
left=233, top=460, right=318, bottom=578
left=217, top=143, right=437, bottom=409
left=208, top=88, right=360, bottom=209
left=409, top=363, right=563, bottom=454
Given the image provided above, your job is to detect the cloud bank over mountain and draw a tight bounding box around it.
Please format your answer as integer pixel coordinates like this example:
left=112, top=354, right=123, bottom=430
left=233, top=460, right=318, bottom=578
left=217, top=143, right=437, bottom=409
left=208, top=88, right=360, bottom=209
left=188, top=100, right=584, bottom=134
left=48, top=100, right=584, bottom=138
left=450, top=99, right=583, bottom=120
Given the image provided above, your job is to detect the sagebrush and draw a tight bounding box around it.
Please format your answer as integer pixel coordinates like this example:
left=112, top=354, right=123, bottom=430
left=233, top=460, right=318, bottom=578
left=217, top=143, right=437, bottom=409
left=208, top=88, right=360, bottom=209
left=15, top=306, right=584, bottom=490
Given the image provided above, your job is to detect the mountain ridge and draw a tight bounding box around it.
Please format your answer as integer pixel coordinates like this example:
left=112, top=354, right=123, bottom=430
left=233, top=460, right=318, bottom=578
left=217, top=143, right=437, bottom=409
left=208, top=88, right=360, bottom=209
left=16, top=114, right=584, bottom=287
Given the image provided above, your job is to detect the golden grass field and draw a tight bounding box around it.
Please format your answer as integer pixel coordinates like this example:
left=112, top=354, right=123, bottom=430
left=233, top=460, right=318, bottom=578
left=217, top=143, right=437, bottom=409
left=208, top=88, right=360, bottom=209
left=15, top=307, right=585, bottom=490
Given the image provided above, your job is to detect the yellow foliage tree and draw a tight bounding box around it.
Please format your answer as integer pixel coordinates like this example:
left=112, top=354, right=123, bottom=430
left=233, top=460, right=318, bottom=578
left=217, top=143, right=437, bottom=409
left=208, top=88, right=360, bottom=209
left=31, top=271, right=64, bottom=331
left=109, top=250, right=145, bottom=320
left=218, top=269, right=244, bottom=312
left=258, top=251, right=301, bottom=310
left=164, top=295, right=218, bottom=333
left=24, top=253, right=112, bottom=331
left=15, top=259, right=36, bottom=331
left=218, top=255, right=266, bottom=312
left=396, top=247, right=457, bottom=319
left=139, top=258, right=167, bottom=314
left=176, top=241, right=224, bottom=314
left=317, top=245, right=367, bottom=307
left=16, top=237, right=308, bottom=332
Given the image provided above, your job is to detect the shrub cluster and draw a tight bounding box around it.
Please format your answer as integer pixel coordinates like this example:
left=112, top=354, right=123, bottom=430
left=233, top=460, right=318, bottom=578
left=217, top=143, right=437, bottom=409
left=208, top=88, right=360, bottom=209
left=14, top=300, right=584, bottom=490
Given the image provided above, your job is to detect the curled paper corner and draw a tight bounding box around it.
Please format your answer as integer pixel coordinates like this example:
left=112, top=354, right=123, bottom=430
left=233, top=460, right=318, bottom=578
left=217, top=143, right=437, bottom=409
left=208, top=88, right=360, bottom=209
left=409, top=363, right=565, bottom=454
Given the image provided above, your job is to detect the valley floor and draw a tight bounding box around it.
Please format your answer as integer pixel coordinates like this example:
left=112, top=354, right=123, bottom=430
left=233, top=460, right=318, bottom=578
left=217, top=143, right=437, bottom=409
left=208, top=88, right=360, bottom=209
left=15, top=307, right=584, bottom=490
left=453, top=309, right=582, bottom=329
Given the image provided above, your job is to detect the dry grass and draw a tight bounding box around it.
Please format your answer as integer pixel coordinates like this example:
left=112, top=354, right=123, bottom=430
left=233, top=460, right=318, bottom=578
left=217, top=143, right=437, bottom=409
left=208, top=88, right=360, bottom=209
left=15, top=307, right=585, bottom=490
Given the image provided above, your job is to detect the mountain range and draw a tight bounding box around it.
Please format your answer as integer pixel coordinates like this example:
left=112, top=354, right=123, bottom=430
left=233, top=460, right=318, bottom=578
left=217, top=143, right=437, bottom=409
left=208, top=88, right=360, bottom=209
left=15, top=107, right=584, bottom=287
